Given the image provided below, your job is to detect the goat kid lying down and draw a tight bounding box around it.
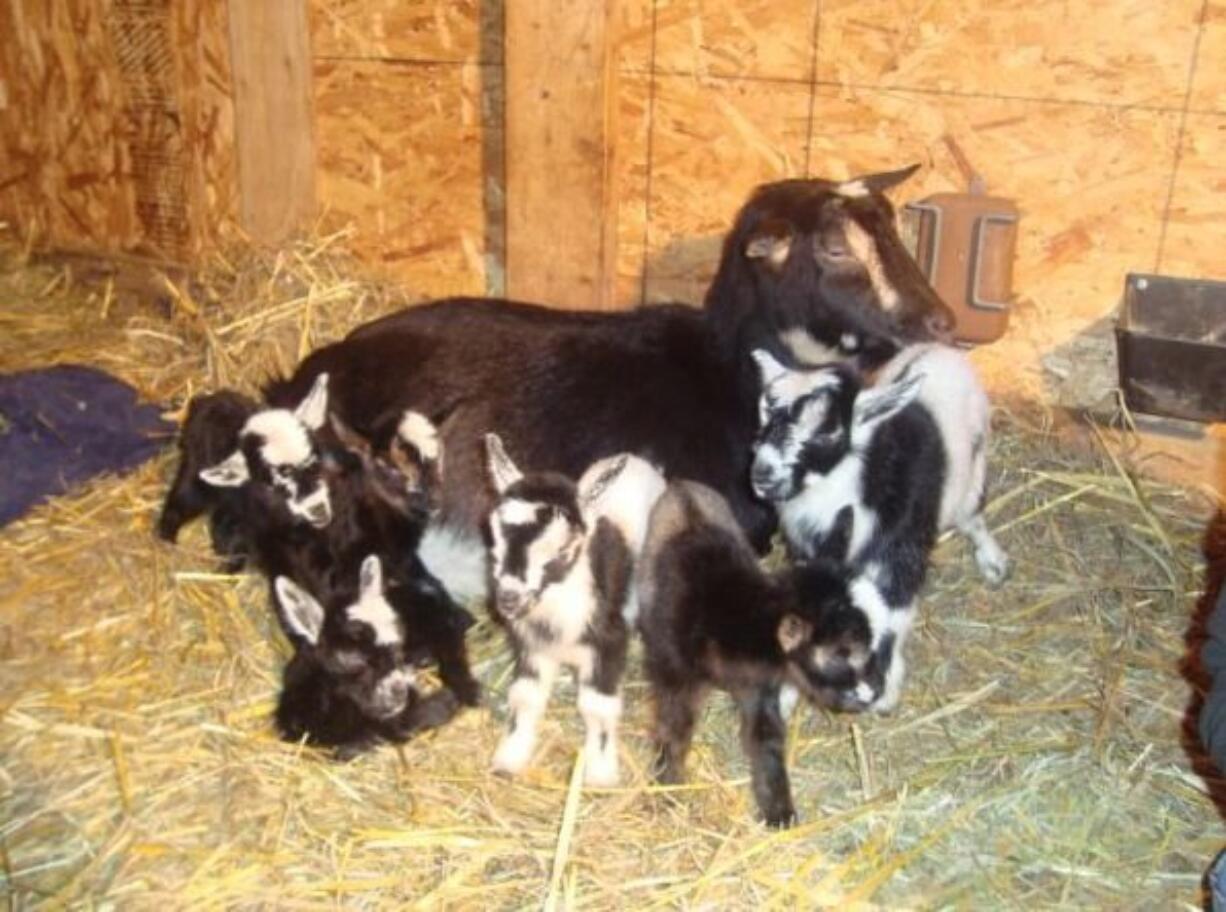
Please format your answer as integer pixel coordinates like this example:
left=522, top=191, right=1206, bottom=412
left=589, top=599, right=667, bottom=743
left=484, top=433, right=666, bottom=786
left=273, top=554, right=472, bottom=758
left=636, top=480, right=867, bottom=827
left=750, top=345, right=1009, bottom=711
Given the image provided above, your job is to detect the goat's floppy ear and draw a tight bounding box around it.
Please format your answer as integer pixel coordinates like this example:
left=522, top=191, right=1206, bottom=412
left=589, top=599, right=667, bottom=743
left=744, top=218, right=793, bottom=269
left=199, top=450, right=249, bottom=487
left=294, top=372, right=330, bottom=431
left=359, top=554, right=384, bottom=598
left=274, top=576, right=325, bottom=645
left=485, top=433, right=522, bottom=493
left=778, top=614, right=813, bottom=652
left=579, top=454, right=629, bottom=513
left=751, top=349, right=789, bottom=387
left=852, top=372, right=923, bottom=435
left=853, top=163, right=921, bottom=195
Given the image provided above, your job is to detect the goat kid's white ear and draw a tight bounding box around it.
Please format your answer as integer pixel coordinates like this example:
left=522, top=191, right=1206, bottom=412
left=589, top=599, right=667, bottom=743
left=199, top=450, right=249, bottom=487
left=752, top=349, right=789, bottom=387
left=778, top=614, right=813, bottom=652
left=485, top=433, right=522, bottom=493
left=294, top=372, right=330, bottom=431
left=359, top=554, right=384, bottom=598
left=852, top=372, right=924, bottom=433
left=274, top=576, right=325, bottom=645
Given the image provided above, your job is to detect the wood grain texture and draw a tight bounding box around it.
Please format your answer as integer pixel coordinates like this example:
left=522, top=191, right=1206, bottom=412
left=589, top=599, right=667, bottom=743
left=639, top=75, right=811, bottom=305
left=228, top=0, right=316, bottom=243
left=1190, top=2, right=1226, bottom=113
left=309, top=0, right=499, bottom=63
left=313, top=60, right=496, bottom=297
left=1161, top=114, right=1226, bottom=281
left=504, top=0, right=619, bottom=310
left=818, top=0, right=1203, bottom=108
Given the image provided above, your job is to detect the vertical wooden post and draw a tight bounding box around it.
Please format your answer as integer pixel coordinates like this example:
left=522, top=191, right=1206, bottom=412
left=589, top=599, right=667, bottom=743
left=505, top=0, right=619, bottom=310
left=227, top=0, right=315, bottom=243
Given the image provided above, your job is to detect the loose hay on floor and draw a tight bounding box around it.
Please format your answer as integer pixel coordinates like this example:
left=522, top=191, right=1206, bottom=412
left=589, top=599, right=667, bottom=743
left=1, top=240, right=1224, bottom=909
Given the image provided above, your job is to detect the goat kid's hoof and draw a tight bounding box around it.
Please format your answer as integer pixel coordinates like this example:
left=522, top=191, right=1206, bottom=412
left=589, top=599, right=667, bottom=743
left=976, top=549, right=1011, bottom=589
left=491, top=739, right=532, bottom=777
left=762, top=806, right=798, bottom=829
left=583, top=756, right=620, bottom=788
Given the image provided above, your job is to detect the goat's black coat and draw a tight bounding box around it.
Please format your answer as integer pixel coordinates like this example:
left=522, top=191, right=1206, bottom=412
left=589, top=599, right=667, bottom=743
left=157, top=389, right=259, bottom=567
left=264, top=176, right=953, bottom=551
left=638, top=482, right=859, bottom=827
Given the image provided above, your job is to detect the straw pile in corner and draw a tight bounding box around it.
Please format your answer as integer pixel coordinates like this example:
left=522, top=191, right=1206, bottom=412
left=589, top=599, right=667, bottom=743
left=1, top=236, right=1223, bottom=909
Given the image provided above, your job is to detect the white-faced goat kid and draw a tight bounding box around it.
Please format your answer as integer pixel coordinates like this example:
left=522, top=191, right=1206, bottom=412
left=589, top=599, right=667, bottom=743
left=273, top=554, right=465, bottom=758
left=750, top=345, right=1010, bottom=712
left=484, top=434, right=666, bottom=786
left=636, top=480, right=867, bottom=828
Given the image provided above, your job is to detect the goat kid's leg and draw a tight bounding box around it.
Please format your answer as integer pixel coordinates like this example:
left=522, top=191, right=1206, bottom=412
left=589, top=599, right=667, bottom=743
left=492, top=659, right=557, bottom=777
left=435, top=634, right=482, bottom=707
left=734, top=683, right=796, bottom=828
left=959, top=512, right=1009, bottom=587
left=650, top=681, right=706, bottom=786
left=578, top=684, right=622, bottom=787
left=872, top=602, right=916, bottom=714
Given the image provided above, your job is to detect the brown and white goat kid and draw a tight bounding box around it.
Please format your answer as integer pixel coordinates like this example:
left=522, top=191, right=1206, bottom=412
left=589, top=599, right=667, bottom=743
left=750, top=345, right=1009, bottom=712
left=484, top=434, right=666, bottom=786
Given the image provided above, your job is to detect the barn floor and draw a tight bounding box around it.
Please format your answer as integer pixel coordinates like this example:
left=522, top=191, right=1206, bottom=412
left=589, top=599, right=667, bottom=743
left=1, top=241, right=1224, bottom=909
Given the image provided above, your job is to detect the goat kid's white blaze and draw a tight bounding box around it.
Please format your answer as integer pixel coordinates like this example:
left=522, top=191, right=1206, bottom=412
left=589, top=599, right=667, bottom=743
left=491, top=499, right=579, bottom=605
left=247, top=410, right=313, bottom=468
left=347, top=556, right=402, bottom=646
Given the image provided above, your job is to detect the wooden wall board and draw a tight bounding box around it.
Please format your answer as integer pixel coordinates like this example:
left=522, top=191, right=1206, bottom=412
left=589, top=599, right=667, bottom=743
left=640, top=75, right=811, bottom=305
left=504, top=0, right=619, bottom=310
left=817, top=0, right=1203, bottom=109
left=1160, top=114, right=1226, bottom=281
left=313, top=60, right=495, bottom=298
left=228, top=1, right=316, bottom=244
left=1190, top=2, right=1226, bottom=113
left=309, top=0, right=499, bottom=63
left=171, top=0, right=237, bottom=258
left=0, top=0, right=140, bottom=252
left=808, top=86, right=1180, bottom=398
left=613, top=74, right=652, bottom=307
left=619, top=0, right=816, bottom=81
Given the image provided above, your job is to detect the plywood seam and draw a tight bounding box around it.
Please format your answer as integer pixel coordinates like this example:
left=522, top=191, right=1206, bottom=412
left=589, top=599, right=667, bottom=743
left=632, top=69, right=1199, bottom=117
left=1155, top=0, right=1210, bottom=273
left=802, top=0, right=821, bottom=177
left=314, top=55, right=504, bottom=68
left=637, top=0, right=660, bottom=308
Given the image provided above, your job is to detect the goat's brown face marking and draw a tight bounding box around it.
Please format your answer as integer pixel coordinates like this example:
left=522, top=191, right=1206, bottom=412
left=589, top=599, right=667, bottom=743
left=840, top=218, right=901, bottom=312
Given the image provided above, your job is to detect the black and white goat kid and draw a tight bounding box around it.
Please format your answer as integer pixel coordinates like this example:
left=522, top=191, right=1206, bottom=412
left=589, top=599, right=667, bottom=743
left=484, top=433, right=666, bottom=786
left=273, top=554, right=465, bottom=758
left=750, top=345, right=1009, bottom=712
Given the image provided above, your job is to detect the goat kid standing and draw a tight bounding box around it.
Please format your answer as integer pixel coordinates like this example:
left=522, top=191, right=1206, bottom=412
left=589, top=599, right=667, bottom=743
left=750, top=345, right=1009, bottom=711
left=484, top=433, right=666, bottom=786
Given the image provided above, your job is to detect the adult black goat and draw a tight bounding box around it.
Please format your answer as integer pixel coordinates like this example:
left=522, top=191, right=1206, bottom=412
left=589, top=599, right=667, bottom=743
left=265, top=166, right=953, bottom=561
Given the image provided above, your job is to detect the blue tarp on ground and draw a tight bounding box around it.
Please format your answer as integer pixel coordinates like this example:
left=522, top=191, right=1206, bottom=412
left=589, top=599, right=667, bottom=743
left=0, top=364, right=173, bottom=527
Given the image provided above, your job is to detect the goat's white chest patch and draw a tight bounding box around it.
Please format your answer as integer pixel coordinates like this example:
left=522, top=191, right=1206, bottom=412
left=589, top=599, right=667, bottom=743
left=348, top=591, right=402, bottom=645
left=246, top=410, right=312, bottom=468
left=782, top=457, right=876, bottom=561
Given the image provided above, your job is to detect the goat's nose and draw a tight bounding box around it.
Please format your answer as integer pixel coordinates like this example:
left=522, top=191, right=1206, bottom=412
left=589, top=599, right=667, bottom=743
left=924, top=309, right=955, bottom=342
left=496, top=590, right=526, bottom=618
left=751, top=465, right=780, bottom=499
left=307, top=501, right=331, bottom=526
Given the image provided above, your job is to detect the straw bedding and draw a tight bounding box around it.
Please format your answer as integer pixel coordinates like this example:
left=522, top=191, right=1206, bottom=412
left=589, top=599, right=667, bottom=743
left=1, top=236, right=1224, bottom=909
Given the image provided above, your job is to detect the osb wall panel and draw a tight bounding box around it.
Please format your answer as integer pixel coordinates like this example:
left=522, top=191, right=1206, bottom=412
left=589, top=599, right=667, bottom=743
left=621, top=0, right=817, bottom=79
left=0, top=0, right=236, bottom=260
left=817, top=0, right=1203, bottom=108
left=1160, top=115, right=1226, bottom=282
left=313, top=60, right=496, bottom=298
left=310, top=0, right=500, bottom=63
left=1190, top=2, right=1226, bottom=113
left=613, top=74, right=651, bottom=306
left=808, top=87, right=1180, bottom=398
left=0, top=0, right=140, bottom=251
left=639, top=76, right=811, bottom=305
